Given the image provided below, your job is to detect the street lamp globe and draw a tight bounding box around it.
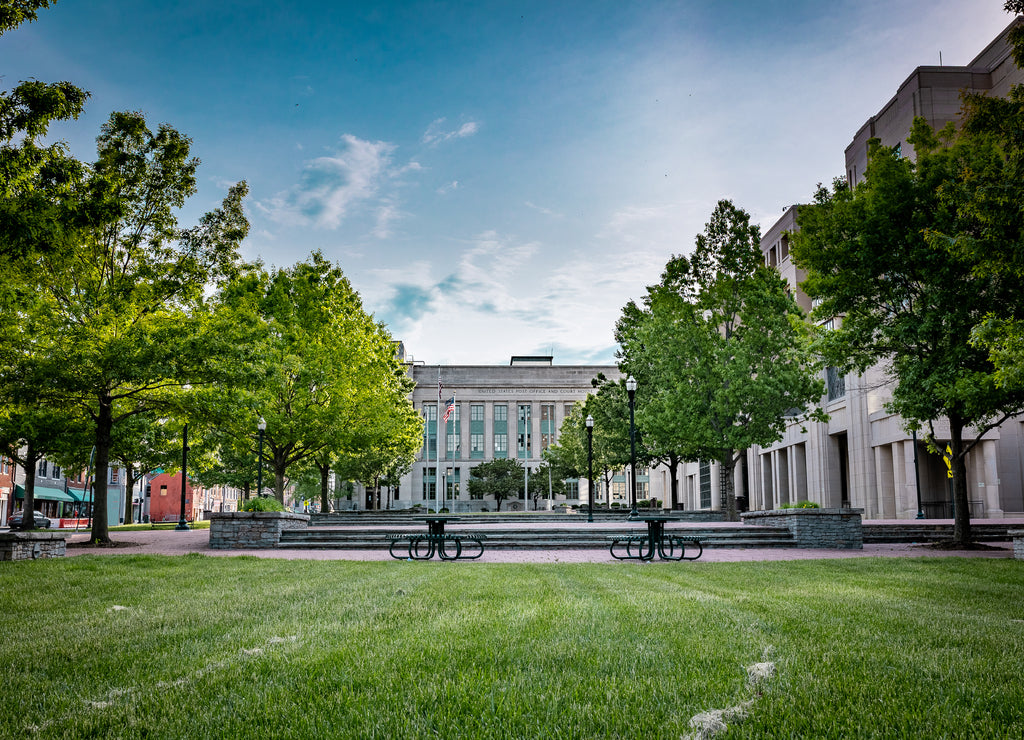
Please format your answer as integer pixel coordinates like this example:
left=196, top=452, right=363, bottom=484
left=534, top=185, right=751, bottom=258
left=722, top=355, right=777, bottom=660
left=626, top=376, right=637, bottom=393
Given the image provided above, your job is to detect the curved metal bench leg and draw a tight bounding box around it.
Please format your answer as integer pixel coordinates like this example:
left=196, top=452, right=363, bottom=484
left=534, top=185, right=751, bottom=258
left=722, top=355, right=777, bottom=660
left=409, top=537, right=435, bottom=560
left=458, top=537, right=485, bottom=559
left=389, top=537, right=410, bottom=559
left=610, top=539, right=630, bottom=560
left=438, top=537, right=463, bottom=560
left=658, top=537, right=685, bottom=561
left=682, top=539, right=703, bottom=560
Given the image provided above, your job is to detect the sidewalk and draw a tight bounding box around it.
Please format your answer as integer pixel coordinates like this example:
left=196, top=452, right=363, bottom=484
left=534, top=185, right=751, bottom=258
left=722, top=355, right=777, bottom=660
left=63, top=527, right=1017, bottom=563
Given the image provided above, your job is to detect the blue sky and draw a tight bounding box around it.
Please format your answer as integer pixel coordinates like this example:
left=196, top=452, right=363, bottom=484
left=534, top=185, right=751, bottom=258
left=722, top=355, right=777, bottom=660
left=5, top=0, right=1015, bottom=365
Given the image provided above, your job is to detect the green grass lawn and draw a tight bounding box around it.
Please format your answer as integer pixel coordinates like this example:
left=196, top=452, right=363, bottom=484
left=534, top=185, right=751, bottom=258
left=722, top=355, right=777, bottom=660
left=1, top=557, right=1022, bottom=739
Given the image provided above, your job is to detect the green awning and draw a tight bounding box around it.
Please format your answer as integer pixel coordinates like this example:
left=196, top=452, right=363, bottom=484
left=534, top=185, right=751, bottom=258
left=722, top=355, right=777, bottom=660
left=69, top=488, right=93, bottom=503
left=14, top=484, right=77, bottom=503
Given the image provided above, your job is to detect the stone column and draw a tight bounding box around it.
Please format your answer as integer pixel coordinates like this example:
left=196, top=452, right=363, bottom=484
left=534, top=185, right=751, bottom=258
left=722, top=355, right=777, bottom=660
left=980, top=439, right=1003, bottom=518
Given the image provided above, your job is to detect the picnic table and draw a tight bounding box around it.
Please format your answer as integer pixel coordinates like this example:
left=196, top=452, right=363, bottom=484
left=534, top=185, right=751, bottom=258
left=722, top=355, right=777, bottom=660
left=387, top=515, right=485, bottom=560
left=609, top=515, right=703, bottom=561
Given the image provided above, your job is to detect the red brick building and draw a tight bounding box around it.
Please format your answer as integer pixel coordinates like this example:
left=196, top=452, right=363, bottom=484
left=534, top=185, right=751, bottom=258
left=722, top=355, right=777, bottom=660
left=147, top=472, right=202, bottom=523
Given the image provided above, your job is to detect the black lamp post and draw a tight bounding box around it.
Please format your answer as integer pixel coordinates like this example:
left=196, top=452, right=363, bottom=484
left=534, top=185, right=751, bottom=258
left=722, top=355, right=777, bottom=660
left=912, top=429, right=924, bottom=519
left=256, top=417, right=266, bottom=499
left=626, top=376, right=639, bottom=518
left=175, top=423, right=190, bottom=531
left=586, top=414, right=594, bottom=523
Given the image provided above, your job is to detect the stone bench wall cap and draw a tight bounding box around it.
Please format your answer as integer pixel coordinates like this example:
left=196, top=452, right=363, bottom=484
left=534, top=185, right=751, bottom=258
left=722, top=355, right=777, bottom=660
left=0, top=531, right=69, bottom=541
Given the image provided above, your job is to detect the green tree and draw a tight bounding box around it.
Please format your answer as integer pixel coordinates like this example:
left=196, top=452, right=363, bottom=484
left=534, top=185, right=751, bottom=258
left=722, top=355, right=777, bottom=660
left=1, top=111, right=249, bottom=543
left=791, top=128, right=1024, bottom=546
left=1, top=0, right=58, bottom=32
left=621, top=200, right=824, bottom=521
left=466, top=458, right=523, bottom=511
left=213, top=254, right=420, bottom=506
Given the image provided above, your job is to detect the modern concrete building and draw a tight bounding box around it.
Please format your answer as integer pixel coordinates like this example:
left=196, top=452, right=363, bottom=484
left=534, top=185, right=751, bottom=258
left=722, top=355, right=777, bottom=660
left=392, top=354, right=625, bottom=512
left=845, top=17, right=1024, bottom=186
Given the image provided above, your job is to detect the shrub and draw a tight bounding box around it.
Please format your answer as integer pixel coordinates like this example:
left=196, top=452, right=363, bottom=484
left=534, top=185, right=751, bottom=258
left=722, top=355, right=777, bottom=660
left=780, top=500, right=820, bottom=509
left=240, top=497, right=287, bottom=513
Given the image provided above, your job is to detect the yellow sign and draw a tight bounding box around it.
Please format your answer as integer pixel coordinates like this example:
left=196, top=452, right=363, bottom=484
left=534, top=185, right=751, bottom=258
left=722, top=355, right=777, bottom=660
left=943, top=445, right=953, bottom=479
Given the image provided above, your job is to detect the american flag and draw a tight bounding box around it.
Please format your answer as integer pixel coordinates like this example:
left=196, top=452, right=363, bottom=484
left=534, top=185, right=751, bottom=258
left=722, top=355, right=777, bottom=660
left=443, top=396, right=455, bottom=422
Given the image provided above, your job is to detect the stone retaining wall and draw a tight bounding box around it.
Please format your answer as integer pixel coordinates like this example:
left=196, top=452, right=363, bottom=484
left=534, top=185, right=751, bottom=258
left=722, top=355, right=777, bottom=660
left=0, top=531, right=67, bottom=561
left=209, top=511, right=310, bottom=549
left=741, top=508, right=864, bottom=549
left=1011, top=530, right=1024, bottom=560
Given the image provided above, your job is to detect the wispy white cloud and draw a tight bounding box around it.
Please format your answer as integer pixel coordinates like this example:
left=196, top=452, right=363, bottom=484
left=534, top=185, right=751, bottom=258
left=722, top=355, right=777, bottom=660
left=363, top=232, right=660, bottom=365
left=525, top=201, right=563, bottom=218
left=437, top=180, right=459, bottom=195
left=422, top=118, right=480, bottom=146
left=257, top=134, right=396, bottom=229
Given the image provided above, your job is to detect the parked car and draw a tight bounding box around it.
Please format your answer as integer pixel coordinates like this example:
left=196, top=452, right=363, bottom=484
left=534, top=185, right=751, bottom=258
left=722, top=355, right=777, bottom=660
left=7, top=511, right=51, bottom=528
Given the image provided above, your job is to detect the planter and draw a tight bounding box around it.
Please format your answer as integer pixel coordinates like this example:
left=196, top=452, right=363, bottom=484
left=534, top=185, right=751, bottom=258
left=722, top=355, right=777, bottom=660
left=741, top=508, right=864, bottom=549
left=0, top=531, right=67, bottom=561
left=209, top=511, right=309, bottom=549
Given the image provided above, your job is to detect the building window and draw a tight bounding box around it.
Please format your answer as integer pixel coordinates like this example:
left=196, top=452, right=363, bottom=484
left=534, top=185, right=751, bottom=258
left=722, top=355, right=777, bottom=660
left=517, top=404, right=532, bottom=458
left=540, top=404, right=556, bottom=452
left=611, top=476, right=626, bottom=501
left=699, top=461, right=712, bottom=509
left=423, top=467, right=436, bottom=500
left=422, top=403, right=438, bottom=457
left=564, top=480, right=579, bottom=499
left=494, top=404, right=507, bottom=422
left=826, top=367, right=846, bottom=401
left=447, top=433, right=461, bottom=457
left=470, top=404, right=484, bottom=422
left=470, top=433, right=484, bottom=458
left=52, top=465, right=61, bottom=480
left=160, top=485, right=168, bottom=497
left=494, top=434, right=508, bottom=457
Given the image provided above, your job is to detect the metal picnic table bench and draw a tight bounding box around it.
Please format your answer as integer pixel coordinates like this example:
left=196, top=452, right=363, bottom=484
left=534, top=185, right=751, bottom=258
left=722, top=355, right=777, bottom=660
left=387, top=516, right=486, bottom=560
left=608, top=516, right=703, bottom=561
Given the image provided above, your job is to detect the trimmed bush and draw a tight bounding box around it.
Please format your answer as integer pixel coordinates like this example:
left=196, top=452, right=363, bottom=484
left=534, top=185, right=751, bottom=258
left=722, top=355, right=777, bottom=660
left=240, top=496, right=287, bottom=513
left=780, top=500, right=821, bottom=509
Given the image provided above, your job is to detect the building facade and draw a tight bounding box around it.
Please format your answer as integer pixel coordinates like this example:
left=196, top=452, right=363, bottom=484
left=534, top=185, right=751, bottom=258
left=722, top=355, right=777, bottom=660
left=392, top=356, right=627, bottom=511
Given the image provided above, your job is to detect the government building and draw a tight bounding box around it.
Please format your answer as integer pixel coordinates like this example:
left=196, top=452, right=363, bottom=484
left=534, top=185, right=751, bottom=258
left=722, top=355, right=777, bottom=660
left=391, top=351, right=623, bottom=511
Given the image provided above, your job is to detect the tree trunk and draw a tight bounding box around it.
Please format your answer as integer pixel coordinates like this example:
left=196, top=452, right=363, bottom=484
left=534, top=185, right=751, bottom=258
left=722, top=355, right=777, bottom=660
left=90, top=397, right=113, bottom=544
left=124, top=463, right=136, bottom=524
left=18, top=443, right=38, bottom=532
left=720, top=451, right=738, bottom=522
left=949, top=417, right=973, bottom=547
left=275, top=465, right=287, bottom=506
left=319, top=463, right=330, bottom=513
left=668, top=453, right=680, bottom=510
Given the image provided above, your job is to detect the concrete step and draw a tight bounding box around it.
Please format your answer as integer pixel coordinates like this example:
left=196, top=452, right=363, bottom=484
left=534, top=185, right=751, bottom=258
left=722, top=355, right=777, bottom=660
left=863, top=522, right=1016, bottom=543
left=278, top=525, right=797, bottom=550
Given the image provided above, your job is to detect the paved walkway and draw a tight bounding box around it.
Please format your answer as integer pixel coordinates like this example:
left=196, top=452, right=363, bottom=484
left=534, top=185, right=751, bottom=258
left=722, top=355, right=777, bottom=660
left=62, top=527, right=1018, bottom=563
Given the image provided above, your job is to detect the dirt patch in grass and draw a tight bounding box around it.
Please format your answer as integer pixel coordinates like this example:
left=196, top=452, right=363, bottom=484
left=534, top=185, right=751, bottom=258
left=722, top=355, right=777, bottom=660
left=919, top=541, right=1008, bottom=551
left=66, top=540, right=142, bottom=550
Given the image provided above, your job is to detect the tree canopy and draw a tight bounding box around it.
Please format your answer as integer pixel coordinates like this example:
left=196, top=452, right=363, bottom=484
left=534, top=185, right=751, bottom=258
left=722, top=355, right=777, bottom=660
left=466, top=458, right=523, bottom=511
left=619, top=200, right=824, bottom=520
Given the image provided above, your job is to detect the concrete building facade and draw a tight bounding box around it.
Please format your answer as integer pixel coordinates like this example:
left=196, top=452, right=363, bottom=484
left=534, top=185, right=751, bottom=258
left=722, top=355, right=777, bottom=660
left=392, top=356, right=627, bottom=512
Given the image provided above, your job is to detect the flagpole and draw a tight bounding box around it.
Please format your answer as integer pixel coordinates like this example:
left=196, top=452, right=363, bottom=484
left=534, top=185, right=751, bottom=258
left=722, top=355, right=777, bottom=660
left=437, top=369, right=442, bottom=514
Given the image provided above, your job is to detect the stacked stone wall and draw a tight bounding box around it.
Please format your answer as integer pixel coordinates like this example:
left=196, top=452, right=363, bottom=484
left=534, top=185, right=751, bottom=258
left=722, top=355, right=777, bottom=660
left=209, top=512, right=309, bottom=549
left=1011, top=530, right=1024, bottom=560
left=741, top=508, right=864, bottom=549
left=0, top=531, right=67, bottom=561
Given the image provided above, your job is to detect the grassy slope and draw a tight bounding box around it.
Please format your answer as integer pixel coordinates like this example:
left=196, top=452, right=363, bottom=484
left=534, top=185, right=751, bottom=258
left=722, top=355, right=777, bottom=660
left=1, top=557, right=1022, bottom=739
